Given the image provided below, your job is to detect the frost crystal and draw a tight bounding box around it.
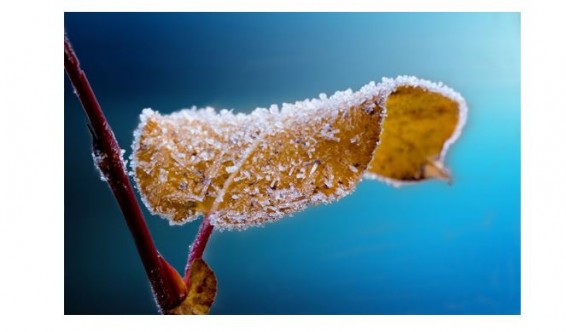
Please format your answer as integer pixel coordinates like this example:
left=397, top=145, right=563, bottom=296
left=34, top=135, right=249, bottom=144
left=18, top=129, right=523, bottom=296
left=225, top=165, right=237, bottom=173
left=92, top=151, right=108, bottom=182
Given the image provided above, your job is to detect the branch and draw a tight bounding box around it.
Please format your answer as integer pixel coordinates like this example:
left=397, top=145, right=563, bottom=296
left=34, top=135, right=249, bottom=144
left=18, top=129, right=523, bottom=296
left=184, top=215, right=214, bottom=284
left=64, top=34, right=186, bottom=313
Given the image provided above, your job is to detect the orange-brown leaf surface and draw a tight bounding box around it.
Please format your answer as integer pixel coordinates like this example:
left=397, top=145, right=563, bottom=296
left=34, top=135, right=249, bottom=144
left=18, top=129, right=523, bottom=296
left=166, top=259, right=217, bottom=315
left=131, top=76, right=466, bottom=230
left=365, top=77, right=466, bottom=185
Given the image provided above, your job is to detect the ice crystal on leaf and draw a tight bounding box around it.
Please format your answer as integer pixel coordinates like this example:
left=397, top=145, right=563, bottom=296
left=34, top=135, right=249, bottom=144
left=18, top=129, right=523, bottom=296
left=131, top=76, right=466, bottom=230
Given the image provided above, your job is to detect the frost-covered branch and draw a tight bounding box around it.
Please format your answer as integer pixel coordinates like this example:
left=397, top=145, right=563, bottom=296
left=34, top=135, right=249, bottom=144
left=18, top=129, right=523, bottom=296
left=64, top=34, right=186, bottom=312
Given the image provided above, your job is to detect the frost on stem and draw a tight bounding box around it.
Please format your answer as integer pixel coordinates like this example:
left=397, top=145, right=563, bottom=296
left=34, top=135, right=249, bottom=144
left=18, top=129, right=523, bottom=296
left=131, top=76, right=466, bottom=230
left=93, top=148, right=127, bottom=182
left=92, top=150, right=108, bottom=182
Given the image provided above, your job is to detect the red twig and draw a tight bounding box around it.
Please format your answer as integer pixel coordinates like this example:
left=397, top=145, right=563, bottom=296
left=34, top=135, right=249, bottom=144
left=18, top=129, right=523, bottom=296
left=64, top=35, right=186, bottom=312
left=184, top=216, right=214, bottom=283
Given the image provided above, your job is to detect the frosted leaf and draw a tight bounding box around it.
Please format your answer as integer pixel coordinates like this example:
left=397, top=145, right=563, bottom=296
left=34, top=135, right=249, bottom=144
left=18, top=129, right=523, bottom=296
left=131, top=85, right=383, bottom=229
left=131, top=76, right=466, bottom=229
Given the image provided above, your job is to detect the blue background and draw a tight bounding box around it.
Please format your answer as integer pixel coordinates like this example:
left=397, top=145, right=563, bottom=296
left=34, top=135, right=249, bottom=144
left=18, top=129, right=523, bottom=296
left=64, top=13, right=520, bottom=314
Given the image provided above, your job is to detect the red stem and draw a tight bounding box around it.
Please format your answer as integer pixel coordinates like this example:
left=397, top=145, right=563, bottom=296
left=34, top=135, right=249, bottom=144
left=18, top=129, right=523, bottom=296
left=184, top=216, right=214, bottom=283
left=64, top=35, right=185, bottom=312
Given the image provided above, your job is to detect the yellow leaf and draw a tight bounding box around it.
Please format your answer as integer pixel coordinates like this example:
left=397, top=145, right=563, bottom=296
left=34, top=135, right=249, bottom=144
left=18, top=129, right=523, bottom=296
left=131, top=76, right=466, bottom=229
left=366, top=77, right=467, bottom=186
left=167, top=259, right=217, bottom=315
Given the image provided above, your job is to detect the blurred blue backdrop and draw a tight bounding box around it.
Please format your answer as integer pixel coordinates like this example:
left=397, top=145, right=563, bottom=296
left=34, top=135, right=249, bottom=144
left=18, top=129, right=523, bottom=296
left=64, top=12, right=520, bottom=314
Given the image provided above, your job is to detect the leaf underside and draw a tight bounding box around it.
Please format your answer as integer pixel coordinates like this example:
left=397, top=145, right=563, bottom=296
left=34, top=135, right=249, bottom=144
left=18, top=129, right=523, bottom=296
left=131, top=76, right=466, bottom=230
left=366, top=84, right=462, bottom=184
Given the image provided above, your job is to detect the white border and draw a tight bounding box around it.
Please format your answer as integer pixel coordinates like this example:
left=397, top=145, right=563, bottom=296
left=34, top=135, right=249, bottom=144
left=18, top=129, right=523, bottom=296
left=2, top=1, right=566, bottom=331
